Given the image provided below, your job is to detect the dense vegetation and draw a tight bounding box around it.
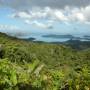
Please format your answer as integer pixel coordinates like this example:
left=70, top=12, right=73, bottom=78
left=0, top=32, right=90, bottom=90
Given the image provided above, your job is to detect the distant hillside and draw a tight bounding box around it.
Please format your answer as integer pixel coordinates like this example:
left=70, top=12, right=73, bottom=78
left=0, top=32, right=90, bottom=68
left=64, top=39, right=90, bottom=50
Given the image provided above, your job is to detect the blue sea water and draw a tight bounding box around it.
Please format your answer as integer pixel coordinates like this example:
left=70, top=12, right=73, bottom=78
left=17, top=33, right=90, bottom=42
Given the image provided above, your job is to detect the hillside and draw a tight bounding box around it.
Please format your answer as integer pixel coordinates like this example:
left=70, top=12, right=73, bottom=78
left=0, top=32, right=90, bottom=90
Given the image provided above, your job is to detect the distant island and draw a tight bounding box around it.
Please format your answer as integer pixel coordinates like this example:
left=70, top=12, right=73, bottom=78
left=84, top=35, right=90, bottom=38
left=42, top=34, right=74, bottom=39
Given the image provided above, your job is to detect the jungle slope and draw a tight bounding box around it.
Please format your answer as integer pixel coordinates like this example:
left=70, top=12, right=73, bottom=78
left=0, top=32, right=90, bottom=90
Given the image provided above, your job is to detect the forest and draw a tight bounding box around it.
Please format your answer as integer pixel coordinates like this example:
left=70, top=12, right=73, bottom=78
left=0, top=32, right=90, bottom=90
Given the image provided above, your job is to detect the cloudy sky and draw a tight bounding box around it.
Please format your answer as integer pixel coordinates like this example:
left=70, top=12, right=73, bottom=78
left=0, top=0, right=90, bottom=36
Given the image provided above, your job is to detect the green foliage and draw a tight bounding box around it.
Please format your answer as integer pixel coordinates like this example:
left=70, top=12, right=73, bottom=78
left=0, top=32, right=90, bottom=90
left=0, top=59, right=17, bottom=89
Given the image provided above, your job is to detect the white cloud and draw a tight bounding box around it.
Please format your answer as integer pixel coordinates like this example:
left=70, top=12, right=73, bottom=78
left=10, top=5, right=90, bottom=28
left=68, top=12, right=85, bottom=22
left=11, top=12, right=31, bottom=19
left=54, top=10, right=68, bottom=21
left=25, top=20, right=53, bottom=29
left=82, top=6, right=90, bottom=21
left=0, top=24, right=19, bottom=30
left=0, top=24, right=30, bottom=37
left=75, top=13, right=85, bottom=21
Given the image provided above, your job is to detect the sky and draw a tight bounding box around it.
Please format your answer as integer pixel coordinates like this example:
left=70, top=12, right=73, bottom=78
left=0, top=0, right=90, bottom=36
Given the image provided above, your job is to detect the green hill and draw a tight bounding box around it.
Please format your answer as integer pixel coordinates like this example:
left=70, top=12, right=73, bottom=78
left=0, top=32, right=90, bottom=90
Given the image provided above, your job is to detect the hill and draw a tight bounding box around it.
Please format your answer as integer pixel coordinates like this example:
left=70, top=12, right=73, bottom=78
left=0, top=32, right=90, bottom=90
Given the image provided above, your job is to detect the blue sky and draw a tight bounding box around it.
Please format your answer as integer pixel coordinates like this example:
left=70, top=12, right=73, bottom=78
left=0, top=0, right=90, bottom=37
